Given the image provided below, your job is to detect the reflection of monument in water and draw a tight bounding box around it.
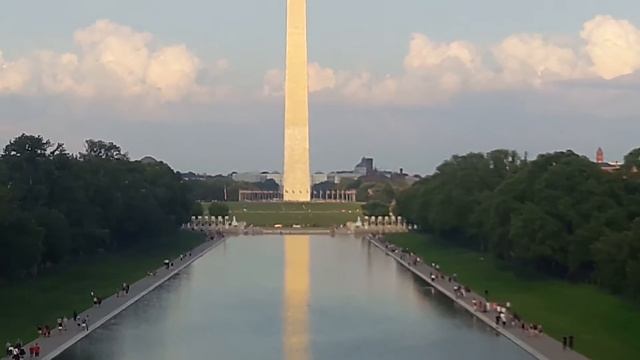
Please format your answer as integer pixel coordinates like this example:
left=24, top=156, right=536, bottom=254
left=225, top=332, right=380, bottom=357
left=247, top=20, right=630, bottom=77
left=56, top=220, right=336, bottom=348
left=282, top=0, right=311, bottom=202
left=283, top=235, right=310, bottom=360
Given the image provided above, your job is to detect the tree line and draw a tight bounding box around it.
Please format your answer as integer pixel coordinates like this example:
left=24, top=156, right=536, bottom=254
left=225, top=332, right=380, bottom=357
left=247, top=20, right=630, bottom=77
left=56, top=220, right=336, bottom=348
left=186, top=176, right=279, bottom=202
left=396, top=149, right=640, bottom=298
left=0, top=134, right=194, bottom=280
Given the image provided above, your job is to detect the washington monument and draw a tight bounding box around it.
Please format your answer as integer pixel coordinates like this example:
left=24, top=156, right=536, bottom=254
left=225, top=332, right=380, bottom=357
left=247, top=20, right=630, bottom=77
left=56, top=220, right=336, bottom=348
left=282, top=0, right=311, bottom=202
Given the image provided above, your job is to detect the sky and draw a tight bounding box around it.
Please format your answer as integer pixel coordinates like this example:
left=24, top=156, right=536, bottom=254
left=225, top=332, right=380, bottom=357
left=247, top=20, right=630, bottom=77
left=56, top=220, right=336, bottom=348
left=2, top=0, right=640, bottom=175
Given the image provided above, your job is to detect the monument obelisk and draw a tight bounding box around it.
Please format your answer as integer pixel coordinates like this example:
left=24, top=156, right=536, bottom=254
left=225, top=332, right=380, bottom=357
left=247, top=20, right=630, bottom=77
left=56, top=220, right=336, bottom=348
left=282, top=0, right=311, bottom=202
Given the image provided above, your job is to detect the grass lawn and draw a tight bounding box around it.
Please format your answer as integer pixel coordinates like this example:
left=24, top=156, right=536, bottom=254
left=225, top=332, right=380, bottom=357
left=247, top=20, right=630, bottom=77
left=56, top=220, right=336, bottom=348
left=387, top=233, right=640, bottom=360
left=0, top=231, right=205, bottom=345
left=208, top=202, right=362, bottom=227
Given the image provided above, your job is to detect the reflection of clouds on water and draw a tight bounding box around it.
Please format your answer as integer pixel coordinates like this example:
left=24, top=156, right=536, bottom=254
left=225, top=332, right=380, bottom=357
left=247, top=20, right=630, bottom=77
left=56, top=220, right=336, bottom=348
left=283, top=235, right=311, bottom=360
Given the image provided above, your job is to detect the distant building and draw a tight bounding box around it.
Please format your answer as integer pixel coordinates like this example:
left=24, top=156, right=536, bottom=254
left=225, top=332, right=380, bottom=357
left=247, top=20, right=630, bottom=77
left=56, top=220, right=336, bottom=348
left=312, top=172, right=328, bottom=185
left=327, top=171, right=360, bottom=183
left=596, top=148, right=604, bottom=163
left=232, top=172, right=267, bottom=183
left=216, top=155, right=418, bottom=188
left=595, top=147, right=621, bottom=172
left=139, top=156, right=159, bottom=165
left=265, top=171, right=283, bottom=186
left=354, top=157, right=374, bottom=176
left=180, top=171, right=219, bottom=181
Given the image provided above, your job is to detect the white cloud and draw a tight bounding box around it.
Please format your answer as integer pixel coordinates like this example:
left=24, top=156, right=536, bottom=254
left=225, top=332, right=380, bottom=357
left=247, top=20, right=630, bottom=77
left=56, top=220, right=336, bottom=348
left=581, top=15, right=640, bottom=80
left=262, top=62, right=337, bottom=96
left=0, top=20, right=228, bottom=103
left=146, top=45, right=200, bottom=101
left=5, top=15, right=640, bottom=108
left=262, top=68, right=284, bottom=96
left=308, top=63, right=336, bottom=92
left=404, top=34, right=483, bottom=73
left=0, top=51, right=31, bottom=93
left=493, top=34, right=584, bottom=84
left=262, top=15, right=640, bottom=106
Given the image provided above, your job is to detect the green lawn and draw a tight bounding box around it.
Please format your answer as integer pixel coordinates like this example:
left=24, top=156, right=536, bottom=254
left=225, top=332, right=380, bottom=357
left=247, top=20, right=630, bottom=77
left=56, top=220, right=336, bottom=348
left=0, top=231, right=205, bottom=345
left=209, top=202, right=362, bottom=227
left=387, top=233, right=640, bottom=360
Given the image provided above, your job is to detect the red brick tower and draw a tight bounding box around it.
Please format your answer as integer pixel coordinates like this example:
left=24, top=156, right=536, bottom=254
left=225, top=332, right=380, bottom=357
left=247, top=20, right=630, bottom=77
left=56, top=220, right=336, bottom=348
left=596, top=147, right=604, bottom=163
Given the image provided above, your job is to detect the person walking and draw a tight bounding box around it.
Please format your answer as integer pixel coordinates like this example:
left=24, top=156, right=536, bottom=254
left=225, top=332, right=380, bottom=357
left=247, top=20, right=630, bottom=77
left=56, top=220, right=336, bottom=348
left=569, top=335, right=574, bottom=350
left=81, top=317, right=89, bottom=332
left=33, top=343, right=40, bottom=358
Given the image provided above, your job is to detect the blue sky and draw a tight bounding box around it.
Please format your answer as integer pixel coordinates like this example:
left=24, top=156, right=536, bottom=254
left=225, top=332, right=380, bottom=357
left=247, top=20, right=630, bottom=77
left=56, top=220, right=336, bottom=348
left=1, top=0, right=640, bottom=174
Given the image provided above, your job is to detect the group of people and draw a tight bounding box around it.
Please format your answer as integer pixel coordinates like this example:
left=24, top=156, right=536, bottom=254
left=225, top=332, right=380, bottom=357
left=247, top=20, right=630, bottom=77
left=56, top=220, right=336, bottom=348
left=116, top=283, right=130, bottom=297
left=6, top=247, right=209, bottom=359
left=163, top=250, right=195, bottom=270
left=207, top=229, right=225, bottom=241
left=90, top=290, right=102, bottom=308
left=375, top=235, right=424, bottom=267
left=370, top=234, right=574, bottom=349
left=5, top=341, right=40, bottom=359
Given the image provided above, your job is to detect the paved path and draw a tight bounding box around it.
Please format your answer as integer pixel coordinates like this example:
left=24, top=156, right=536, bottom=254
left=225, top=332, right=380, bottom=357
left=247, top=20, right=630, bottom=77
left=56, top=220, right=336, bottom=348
left=369, top=236, right=589, bottom=360
left=9, top=236, right=225, bottom=360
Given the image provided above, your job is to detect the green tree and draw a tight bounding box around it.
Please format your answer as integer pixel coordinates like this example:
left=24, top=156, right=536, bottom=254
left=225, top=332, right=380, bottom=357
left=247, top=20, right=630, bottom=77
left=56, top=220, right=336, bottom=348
left=0, top=134, right=197, bottom=280
left=80, top=139, right=129, bottom=160
left=395, top=147, right=640, bottom=296
left=361, top=201, right=390, bottom=217
left=208, top=202, right=230, bottom=217
left=191, top=202, right=204, bottom=217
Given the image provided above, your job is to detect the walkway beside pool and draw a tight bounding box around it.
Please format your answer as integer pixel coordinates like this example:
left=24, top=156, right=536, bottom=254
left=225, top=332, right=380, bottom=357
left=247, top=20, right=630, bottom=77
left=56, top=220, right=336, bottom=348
left=16, top=236, right=225, bottom=360
left=369, top=236, right=589, bottom=360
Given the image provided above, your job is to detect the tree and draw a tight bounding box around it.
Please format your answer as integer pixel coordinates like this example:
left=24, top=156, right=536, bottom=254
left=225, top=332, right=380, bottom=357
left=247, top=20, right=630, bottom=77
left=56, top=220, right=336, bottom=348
left=312, top=181, right=336, bottom=194
left=256, top=179, right=280, bottom=192
left=361, top=201, right=390, bottom=217
left=191, top=202, right=204, bottom=217
left=0, top=135, right=198, bottom=280
left=592, top=231, right=631, bottom=292
left=208, top=202, right=230, bottom=217
left=0, top=196, right=45, bottom=277
left=396, top=147, right=640, bottom=297
left=35, top=208, right=71, bottom=264
left=80, top=140, right=129, bottom=161
left=2, top=134, right=52, bottom=159
left=624, top=148, right=640, bottom=169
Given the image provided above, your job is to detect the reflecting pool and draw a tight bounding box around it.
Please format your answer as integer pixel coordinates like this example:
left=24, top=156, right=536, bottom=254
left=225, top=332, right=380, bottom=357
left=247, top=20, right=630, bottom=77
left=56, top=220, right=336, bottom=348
left=58, top=235, right=532, bottom=360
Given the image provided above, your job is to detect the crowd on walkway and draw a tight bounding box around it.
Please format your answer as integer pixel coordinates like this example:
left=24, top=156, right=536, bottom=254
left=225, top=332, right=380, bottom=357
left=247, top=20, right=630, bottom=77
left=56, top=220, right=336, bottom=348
left=368, top=234, right=578, bottom=353
left=5, top=341, right=40, bottom=360
left=4, top=231, right=224, bottom=360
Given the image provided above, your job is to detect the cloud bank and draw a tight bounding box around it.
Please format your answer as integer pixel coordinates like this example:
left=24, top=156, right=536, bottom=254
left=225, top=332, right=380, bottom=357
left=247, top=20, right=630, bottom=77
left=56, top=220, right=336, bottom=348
left=0, top=20, right=229, bottom=103
left=263, top=15, right=640, bottom=106
left=3, top=15, right=640, bottom=109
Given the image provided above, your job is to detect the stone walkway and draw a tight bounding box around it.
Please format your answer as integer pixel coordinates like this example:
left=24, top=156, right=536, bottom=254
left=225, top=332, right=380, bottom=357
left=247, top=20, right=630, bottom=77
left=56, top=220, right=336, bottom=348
left=369, top=236, right=589, bottom=360
left=7, top=236, right=225, bottom=360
